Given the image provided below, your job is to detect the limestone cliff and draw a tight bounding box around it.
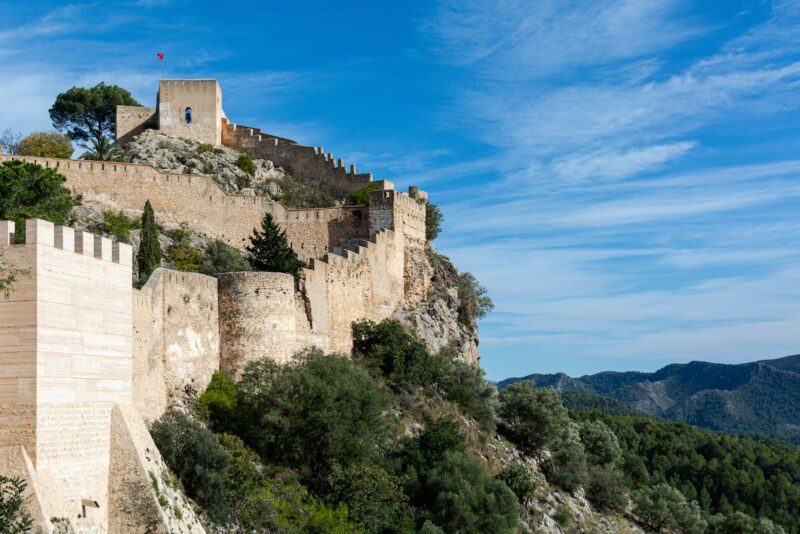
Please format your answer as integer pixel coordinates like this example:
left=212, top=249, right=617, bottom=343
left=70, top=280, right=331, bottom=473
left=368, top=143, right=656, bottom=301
left=394, top=246, right=480, bottom=363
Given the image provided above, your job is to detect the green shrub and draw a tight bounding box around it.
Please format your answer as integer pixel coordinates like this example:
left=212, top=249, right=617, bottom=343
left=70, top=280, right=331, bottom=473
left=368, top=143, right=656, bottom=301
left=424, top=451, right=518, bottom=534
left=439, top=358, right=498, bottom=432
left=17, top=131, right=74, bottom=159
left=196, top=143, right=214, bottom=154
left=327, top=464, right=415, bottom=533
left=351, top=319, right=443, bottom=390
left=200, top=240, right=251, bottom=276
left=213, top=147, right=225, bottom=155
left=164, top=224, right=203, bottom=272
left=707, top=512, right=786, bottom=534
left=457, top=272, right=494, bottom=326
left=585, top=465, right=627, bottom=512
left=578, top=420, right=622, bottom=467
left=236, top=350, right=392, bottom=487
left=197, top=371, right=239, bottom=432
left=632, top=483, right=706, bottom=534
left=236, top=153, right=256, bottom=175
left=544, top=421, right=589, bottom=492
left=0, top=475, right=33, bottom=534
left=553, top=505, right=572, bottom=526
left=425, top=201, right=443, bottom=241
left=149, top=411, right=230, bottom=522
left=94, top=210, right=139, bottom=243
left=497, top=382, right=570, bottom=454
left=0, top=160, right=77, bottom=243
left=348, top=182, right=382, bottom=205
left=157, top=140, right=172, bottom=150
left=496, top=464, right=534, bottom=503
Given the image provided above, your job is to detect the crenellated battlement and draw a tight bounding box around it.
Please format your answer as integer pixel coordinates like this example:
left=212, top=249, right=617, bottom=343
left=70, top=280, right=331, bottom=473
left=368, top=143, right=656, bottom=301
left=0, top=152, right=426, bottom=262
left=221, top=120, right=374, bottom=191
left=0, top=219, right=132, bottom=265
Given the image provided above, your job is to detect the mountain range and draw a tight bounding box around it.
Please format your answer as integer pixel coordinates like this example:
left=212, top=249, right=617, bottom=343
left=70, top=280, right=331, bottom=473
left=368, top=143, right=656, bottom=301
left=498, top=354, right=800, bottom=442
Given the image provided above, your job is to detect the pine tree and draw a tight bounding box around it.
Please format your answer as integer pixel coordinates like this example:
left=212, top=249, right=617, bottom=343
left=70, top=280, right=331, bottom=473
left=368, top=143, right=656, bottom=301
left=246, top=213, right=305, bottom=276
left=137, top=200, right=161, bottom=283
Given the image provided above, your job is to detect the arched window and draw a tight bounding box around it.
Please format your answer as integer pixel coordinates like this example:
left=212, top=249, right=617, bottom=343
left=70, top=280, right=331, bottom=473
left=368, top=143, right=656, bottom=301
left=184, top=107, right=193, bottom=124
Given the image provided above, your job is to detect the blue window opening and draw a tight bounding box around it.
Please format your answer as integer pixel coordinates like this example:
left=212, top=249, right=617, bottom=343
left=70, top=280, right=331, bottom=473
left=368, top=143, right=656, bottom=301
left=185, top=108, right=193, bottom=124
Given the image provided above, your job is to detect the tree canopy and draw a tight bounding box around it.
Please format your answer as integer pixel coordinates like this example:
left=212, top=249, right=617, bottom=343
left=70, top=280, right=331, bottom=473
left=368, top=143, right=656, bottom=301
left=0, top=160, right=77, bottom=241
left=17, top=131, right=73, bottom=159
left=246, top=212, right=305, bottom=276
left=49, top=83, right=140, bottom=159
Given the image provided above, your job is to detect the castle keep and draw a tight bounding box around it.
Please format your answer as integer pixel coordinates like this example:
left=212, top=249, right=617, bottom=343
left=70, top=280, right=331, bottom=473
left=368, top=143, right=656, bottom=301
left=0, top=80, right=442, bottom=532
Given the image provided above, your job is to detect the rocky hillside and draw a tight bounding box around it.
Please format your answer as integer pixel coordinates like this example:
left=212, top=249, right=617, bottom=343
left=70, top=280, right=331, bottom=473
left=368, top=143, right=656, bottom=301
left=499, top=354, right=800, bottom=442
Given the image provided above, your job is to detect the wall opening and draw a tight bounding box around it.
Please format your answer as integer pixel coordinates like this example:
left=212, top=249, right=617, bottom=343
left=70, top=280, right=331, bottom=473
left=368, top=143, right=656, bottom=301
left=185, top=108, right=193, bottom=124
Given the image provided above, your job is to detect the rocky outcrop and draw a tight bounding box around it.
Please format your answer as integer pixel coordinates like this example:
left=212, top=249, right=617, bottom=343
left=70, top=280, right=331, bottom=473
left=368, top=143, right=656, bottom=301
left=394, top=246, right=480, bottom=363
left=122, top=130, right=285, bottom=197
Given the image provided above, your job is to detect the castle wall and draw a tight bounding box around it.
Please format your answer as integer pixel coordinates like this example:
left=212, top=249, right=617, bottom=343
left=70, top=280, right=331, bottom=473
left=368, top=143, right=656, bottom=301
left=219, top=228, right=406, bottom=376
left=133, top=269, right=219, bottom=422
left=157, top=80, right=224, bottom=145
left=218, top=272, right=298, bottom=374
left=0, top=155, right=384, bottom=262
left=222, top=120, right=373, bottom=195
left=116, top=105, right=157, bottom=145
left=0, top=219, right=132, bottom=531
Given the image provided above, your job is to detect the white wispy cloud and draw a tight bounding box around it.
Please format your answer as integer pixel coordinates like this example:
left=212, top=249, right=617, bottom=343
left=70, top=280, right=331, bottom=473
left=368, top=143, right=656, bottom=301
left=425, top=0, right=800, bottom=376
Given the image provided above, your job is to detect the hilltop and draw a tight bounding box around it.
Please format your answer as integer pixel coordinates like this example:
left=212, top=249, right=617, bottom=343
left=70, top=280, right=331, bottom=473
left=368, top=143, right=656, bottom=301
left=499, top=354, right=800, bottom=442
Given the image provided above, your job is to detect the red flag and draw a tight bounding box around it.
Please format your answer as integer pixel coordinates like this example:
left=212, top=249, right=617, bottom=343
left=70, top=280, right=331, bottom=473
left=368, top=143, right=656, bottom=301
left=156, top=52, right=164, bottom=61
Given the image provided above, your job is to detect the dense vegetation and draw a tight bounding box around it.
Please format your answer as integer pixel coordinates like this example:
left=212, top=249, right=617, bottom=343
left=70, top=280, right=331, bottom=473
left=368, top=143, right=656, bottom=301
left=571, top=409, right=800, bottom=532
left=0, top=160, right=77, bottom=243
left=17, top=131, right=73, bottom=159
left=154, top=321, right=521, bottom=533
left=148, top=319, right=797, bottom=533
left=500, top=356, right=800, bottom=443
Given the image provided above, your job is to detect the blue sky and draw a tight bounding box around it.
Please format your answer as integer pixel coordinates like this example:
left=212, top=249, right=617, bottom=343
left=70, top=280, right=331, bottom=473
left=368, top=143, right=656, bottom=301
left=2, top=1, right=799, bottom=380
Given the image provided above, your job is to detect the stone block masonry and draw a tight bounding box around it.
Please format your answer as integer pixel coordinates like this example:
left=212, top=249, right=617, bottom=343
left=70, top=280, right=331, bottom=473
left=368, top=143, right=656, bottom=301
left=133, top=269, right=220, bottom=422
left=0, top=219, right=132, bottom=532
left=0, top=154, right=426, bottom=264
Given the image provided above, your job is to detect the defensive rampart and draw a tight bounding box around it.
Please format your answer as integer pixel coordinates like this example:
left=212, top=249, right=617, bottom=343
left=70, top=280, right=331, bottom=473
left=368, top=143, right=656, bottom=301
left=0, top=154, right=424, bottom=263
left=218, top=228, right=406, bottom=376
left=133, top=269, right=220, bottom=422
left=221, top=120, right=373, bottom=194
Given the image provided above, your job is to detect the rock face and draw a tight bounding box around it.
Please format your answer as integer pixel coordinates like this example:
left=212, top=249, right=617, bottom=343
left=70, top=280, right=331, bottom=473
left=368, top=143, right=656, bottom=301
left=394, top=246, right=480, bottom=363
left=123, top=130, right=286, bottom=196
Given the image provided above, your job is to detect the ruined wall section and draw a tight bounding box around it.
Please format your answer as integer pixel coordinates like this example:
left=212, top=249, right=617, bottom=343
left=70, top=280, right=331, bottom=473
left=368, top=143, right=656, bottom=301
left=0, top=219, right=132, bottom=531
left=222, top=120, right=373, bottom=194
left=133, top=269, right=219, bottom=422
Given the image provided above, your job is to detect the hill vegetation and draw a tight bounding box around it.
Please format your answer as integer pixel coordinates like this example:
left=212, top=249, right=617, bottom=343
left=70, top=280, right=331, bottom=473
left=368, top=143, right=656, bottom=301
left=499, top=356, right=800, bottom=442
left=147, top=320, right=795, bottom=533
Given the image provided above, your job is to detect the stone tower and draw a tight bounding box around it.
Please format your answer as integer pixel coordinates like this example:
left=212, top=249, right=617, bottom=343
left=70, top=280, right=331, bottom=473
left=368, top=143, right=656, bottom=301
left=116, top=79, right=226, bottom=145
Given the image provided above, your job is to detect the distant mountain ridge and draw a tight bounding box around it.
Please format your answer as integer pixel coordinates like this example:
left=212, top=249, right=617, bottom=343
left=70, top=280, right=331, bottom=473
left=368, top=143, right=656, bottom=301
left=498, top=354, right=800, bottom=442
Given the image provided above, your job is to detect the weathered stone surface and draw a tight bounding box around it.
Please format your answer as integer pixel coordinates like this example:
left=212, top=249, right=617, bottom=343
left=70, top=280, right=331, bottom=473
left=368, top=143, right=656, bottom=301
left=133, top=269, right=220, bottom=421
left=108, top=404, right=205, bottom=533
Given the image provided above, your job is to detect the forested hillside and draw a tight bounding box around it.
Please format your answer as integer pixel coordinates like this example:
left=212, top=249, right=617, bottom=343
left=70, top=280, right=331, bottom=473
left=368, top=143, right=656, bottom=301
left=499, top=356, right=800, bottom=442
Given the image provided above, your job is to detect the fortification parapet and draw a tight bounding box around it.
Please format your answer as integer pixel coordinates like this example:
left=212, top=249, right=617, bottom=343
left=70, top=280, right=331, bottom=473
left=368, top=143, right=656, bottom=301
left=0, top=219, right=132, bottom=531
left=221, top=119, right=373, bottom=194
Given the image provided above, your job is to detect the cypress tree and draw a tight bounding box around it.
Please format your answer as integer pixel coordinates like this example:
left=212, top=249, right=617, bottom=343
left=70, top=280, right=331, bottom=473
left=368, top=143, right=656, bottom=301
left=137, top=200, right=161, bottom=282
left=246, top=212, right=305, bottom=276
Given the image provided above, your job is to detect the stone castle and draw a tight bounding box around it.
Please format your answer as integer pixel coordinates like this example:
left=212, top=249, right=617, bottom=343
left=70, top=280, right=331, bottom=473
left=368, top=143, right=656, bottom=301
left=0, top=80, right=456, bottom=533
